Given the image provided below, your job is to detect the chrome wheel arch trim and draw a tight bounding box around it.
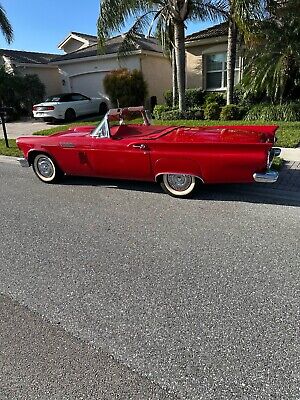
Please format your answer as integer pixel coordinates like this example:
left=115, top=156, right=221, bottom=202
left=155, top=172, right=205, bottom=184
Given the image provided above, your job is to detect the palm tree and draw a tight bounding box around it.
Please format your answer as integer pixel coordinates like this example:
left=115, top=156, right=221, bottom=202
left=241, top=0, right=300, bottom=103
left=98, top=0, right=224, bottom=112
left=0, top=3, right=13, bottom=44
left=225, top=0, right=263, bottom=105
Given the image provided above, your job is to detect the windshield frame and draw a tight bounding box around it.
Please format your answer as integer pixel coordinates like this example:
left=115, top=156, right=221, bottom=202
left=91, top=106, right=152, bottom=139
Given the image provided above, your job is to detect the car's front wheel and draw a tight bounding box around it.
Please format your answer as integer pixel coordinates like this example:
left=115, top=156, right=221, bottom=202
left=160, top=174, right=198, bottom=198
left=32, top=154, right=64, bottom=183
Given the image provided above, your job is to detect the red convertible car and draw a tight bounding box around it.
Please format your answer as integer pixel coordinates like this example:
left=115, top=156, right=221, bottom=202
left=17, top=106, right=280, bottom=198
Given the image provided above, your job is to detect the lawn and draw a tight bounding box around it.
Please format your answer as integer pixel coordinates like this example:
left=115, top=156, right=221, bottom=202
left=0, top=139, right=22, bottom=157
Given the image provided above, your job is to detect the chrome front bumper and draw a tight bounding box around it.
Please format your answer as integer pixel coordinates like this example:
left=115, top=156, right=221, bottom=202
left=253, top=170, right=279, bottom=183
left=17, top=158, right=30, bottom=167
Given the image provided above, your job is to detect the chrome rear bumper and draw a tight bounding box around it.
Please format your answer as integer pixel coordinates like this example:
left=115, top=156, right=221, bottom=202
left=17, top=158, right=30, bottom=167
left=253, top=170, right=279, bottom=183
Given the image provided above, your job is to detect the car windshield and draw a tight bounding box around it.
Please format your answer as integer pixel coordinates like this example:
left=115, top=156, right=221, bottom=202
left=45, top=95, right=62, bottom=102
left=91, top=107, right=152, bottom=138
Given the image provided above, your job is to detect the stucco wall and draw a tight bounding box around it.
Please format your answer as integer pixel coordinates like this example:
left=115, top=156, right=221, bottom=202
left=140, top=54, right=172, bottom=104
left=17, top=66, right=61, bottom=96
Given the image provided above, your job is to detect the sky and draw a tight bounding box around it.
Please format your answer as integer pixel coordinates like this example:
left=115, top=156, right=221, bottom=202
left=0, top=0, right=215, bottom=54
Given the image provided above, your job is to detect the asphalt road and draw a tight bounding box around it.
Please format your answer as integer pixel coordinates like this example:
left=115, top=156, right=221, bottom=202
left=0, top=160, right=299, bottom=399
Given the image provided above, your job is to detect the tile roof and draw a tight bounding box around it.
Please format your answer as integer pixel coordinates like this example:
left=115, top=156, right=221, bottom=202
left=186, top=22, right=228, bottom=42
left=70, top=32, right=98, bottom=42
left=0, top=49, right=59, bottom=64
left=52, top=34, right=162, bottom=62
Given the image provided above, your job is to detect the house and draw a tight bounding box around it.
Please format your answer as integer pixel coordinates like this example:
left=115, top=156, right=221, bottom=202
left=0, top=32, right=172, bottom=105
left=186, top=22, right=243, bottom=93
left=1, top=23, right=243, bottom=107
left=52, top=33, right=172, bottom=105
left=0, top=49, right=61, bottom=96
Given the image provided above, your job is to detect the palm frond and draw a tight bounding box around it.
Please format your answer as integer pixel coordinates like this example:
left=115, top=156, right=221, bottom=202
left=0, top=4, right=13, bottom=44
left=97, top=0, right=152, bottom=47
left=117, top=10, right=158, bottom=56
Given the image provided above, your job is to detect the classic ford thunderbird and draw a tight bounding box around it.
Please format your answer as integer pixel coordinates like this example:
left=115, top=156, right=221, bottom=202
left=17, top=106, right=280, bottom=197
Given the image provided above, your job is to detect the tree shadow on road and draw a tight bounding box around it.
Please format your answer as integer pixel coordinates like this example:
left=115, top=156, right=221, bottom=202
left=61, top=176, right=300, bottom=208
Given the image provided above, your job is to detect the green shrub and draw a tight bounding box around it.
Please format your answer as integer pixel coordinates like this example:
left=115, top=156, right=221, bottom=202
left=245, top=103, right=300, bottom=122
left=164, top=88, right=205, bottom=108
left=164, top=90, right=174, bottom=108
left=103, top=68, right=148, bottom=107
left=154, top=107, right=204, bottom=121
left=0, top=67, right=45, bottom=118
left=204, top=102, right=221, bottom=120
left=204, top=92, right=226, bottom=107
left=233, top=85, right=265, bottom=107
left=220, top=104, right=245, bottom=120
left=159, top=109, right=184, bottom=120
left=153, top=105, right=170, bottom=119
left=185, top=89, right=205, bottom=108
left=184, top=108, right=205, bottom=120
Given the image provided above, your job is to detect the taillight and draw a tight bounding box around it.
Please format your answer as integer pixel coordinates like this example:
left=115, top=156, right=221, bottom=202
left=33, top=106, right=55, bottom=111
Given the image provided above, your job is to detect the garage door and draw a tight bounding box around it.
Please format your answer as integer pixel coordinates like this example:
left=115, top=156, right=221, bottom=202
left=70, top=72, right=107, bottom=98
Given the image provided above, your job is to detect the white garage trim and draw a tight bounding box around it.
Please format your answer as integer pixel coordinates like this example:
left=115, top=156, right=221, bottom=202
left=68, top=70, right=111, bottom=79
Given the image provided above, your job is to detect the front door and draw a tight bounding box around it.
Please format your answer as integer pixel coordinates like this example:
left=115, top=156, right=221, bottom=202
left=87, top=137, right=152, bottom=181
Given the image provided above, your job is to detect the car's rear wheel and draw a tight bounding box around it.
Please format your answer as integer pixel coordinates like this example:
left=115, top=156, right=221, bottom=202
left=33, top=154, right=64, bottom=183
left=99, top=102, right=108, bottom=116
left=65, top=108, right=76, bottom=122
left=160, top=174, right=198, bottom=198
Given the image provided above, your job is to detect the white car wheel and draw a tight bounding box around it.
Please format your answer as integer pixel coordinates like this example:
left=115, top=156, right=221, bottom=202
left=33, top=154, right=63, bottom=183
left=161, top=174, right=197, bottom=197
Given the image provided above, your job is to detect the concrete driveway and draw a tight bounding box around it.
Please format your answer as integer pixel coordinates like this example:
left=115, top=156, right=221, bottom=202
left=2, top=118, right=62, bottom=139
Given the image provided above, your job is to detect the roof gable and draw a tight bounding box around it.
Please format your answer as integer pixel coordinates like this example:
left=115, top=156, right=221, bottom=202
left=58, top=32, right=98, bottom=52
left=0, top=49, right=59, bottom=64
left=52, top=34, right=162, bottom=63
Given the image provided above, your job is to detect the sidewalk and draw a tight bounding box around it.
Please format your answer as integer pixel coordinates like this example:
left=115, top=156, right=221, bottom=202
left=2, top=118, right=61, bottom=139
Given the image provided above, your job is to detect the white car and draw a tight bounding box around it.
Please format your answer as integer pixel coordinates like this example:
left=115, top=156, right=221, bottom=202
left=33, top=93, right=109, bottom=122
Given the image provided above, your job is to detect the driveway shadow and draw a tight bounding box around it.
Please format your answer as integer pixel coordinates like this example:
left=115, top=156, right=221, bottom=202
left=60, top=176, right=300, bottom=208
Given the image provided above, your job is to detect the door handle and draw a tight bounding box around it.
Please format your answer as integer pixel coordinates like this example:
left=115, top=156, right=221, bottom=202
left=131, top=144, right=147, bottom=150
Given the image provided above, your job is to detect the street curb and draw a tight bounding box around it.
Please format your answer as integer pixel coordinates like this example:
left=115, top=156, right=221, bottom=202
left=0, top=155, right=19, bottom=164
left=280, top=147, right=300, bottom=162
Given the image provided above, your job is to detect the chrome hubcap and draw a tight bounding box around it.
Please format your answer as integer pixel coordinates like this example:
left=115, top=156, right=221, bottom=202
left=37, top=157, right=54, bottom=178
left=166, top=174, right=192, bottom=191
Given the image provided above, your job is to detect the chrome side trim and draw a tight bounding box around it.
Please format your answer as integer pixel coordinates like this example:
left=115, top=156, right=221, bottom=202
left=17, top=158, right=30, bottom=168
left=253, top=170, right=279, bottom=183
left=60, top=142, right=75, bottom=148
left=155, top=172, right=204, bottom=184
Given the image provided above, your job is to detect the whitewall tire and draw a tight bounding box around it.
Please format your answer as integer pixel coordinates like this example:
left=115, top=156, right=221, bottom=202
left=160, top=174, right=197, bottom=197
left=33, top=154, right=63, bottom=183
